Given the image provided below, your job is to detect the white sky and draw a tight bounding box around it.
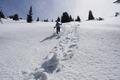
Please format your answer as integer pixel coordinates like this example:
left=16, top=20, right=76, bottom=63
left=34, top=0, right=119, bottom=20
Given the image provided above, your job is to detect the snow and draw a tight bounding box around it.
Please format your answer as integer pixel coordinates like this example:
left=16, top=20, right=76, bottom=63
left=0, top=16, right=120, bottom=80
left=47, top=17, right=120, bottom=80
left=0, top=19, right=59, bottom=79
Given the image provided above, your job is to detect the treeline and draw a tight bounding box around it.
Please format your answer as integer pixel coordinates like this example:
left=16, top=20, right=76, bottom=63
left=26, top=6, right=81, bottom=23
left=56, top=12, right=81, bottom=23
left=0, top=10, right=21, bottom=21
left=1, top=6, right=119, bottom=23
left=0, top=6, right=102, bottom=23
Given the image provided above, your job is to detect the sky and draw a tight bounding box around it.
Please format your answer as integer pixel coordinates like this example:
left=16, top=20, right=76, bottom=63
left=0, top=0, right=119, bottom=20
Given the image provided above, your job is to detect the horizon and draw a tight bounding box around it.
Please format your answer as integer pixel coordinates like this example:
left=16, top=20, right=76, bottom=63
left=0, top=0, right=119, bottom=21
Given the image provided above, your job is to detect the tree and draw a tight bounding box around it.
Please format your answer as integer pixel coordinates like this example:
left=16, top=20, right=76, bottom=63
left=0, top=10, right=5, bottom=18
left=13, top=14, right=19, bottom=21
left=56, top=17, right=60, bottom=22
left=36, top=17, right=39, bottom=21
left=69, top=15, right=74, bottom=21
left=44, top=19, right=49, bottom=22
left=88, top=10, right=95, bottom=20
left=75, top=16, right=81, bottom=22
left=27, top=6, right=33, bottom=23
left=8, top=15, right=14, bottom=19
left=61, top=12, right=70, bottom=23
left=114, top=0, right=120, bottom=3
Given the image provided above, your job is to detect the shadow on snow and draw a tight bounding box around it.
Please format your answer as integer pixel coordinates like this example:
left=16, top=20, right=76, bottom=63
left=40, top=33, right=57, bottom=43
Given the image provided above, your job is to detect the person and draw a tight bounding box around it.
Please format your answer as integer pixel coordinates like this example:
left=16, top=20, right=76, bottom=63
left=54, top=21, right=62, bottom=34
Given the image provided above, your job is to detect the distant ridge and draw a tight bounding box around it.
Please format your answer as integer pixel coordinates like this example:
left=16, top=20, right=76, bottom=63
left=114, top=0, right=120, bottom=3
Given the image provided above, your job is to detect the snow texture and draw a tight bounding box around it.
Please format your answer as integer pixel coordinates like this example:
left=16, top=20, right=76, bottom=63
left=0, top=15, right=120, bottom=80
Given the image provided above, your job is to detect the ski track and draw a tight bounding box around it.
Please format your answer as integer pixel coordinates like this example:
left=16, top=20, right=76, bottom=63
left=22, top=24, right=80, bottom=80
left=25, top=22, right=120, bottom=80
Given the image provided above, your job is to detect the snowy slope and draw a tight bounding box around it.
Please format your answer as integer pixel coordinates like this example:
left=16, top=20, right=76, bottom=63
left=0, top=16, right=120, bottom=80
left=42, top=17, right=120, bottom=80
left=0, top=19, right=61, bottom=80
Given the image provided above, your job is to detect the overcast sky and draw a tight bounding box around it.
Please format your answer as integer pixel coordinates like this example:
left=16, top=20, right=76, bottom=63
left=0, top=0, right=119, bottom=20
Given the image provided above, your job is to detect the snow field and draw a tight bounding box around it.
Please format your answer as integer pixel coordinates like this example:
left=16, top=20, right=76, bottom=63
left=0, top=16, right=120, bottom=80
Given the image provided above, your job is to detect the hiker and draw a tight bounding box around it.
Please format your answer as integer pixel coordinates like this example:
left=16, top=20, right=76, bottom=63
left=54, top=21, right=62, bottom=34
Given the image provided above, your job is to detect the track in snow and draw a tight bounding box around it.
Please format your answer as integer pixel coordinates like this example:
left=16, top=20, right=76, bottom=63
left=22, top=24, right=80, bottom=80
left=22, top=21, right=120, bottom=80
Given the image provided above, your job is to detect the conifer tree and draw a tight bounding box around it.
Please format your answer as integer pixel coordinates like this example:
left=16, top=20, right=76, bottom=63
left=13, top=14, right=19, bottom=21
left=56, top=17, right=60, bottom=22
left=69, top=15, right=74, bottom=21
left=0, top=10, right=5, bottom=18
left=88, top=10, right=95, bottom=20
left=114, top=0, right=120, bottom=3
left=61, top=12, right=70, bottom=23
left=36, top=17, right=39, bottom=21
left=75, top=16, right=81, bottom=22
left=27, top=6, right=33, bottom=23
